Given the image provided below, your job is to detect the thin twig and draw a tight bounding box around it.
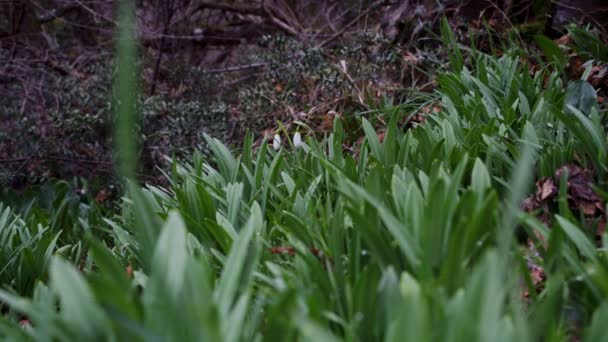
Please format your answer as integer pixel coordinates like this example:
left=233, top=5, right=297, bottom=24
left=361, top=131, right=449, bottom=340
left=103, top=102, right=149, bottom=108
left=2, top=155, right=164, bottom=183
left=191, top=1, right=263, bottom=16
left=202, top=62, right=267, bottom=74
left=551, top=0, right=608, bottom=36
left=10, top=142, right=46, bottom=181
left=316, top=0, right=387, bottom=48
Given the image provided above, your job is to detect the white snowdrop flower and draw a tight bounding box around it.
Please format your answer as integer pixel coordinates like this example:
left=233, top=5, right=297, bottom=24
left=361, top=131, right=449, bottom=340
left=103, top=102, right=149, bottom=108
left=293, top=132, right=302, bottom=149
left=273, top=134, right=281, bottom=150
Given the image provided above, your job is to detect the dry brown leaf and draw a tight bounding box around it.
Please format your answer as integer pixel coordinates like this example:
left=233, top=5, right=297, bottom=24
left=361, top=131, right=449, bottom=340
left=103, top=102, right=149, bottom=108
left=580, top=201, right=598, bottom=216
left=402, top=51, right=421, bottom=64
left=536, top=177, right=557, bottom=202
left=554, top=34, right=573, bottom=46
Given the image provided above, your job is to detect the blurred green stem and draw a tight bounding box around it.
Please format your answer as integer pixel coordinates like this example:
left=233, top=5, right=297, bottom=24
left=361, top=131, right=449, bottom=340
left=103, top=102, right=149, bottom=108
left=114, top=0, right=138, bottom=180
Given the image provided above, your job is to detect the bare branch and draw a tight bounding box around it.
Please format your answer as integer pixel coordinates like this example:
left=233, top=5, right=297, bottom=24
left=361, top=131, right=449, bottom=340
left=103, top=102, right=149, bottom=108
left=317, top=0, right=388, bottom=48
left=36, top=4, right=79, bottom=24
left=202, top=62, right=267, bottom=73
left=191, top=1, right=264, bottom=16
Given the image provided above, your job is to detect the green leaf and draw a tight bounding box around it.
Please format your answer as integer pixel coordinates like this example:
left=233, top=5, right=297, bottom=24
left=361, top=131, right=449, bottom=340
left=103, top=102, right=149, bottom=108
left=338, top=177, right=420, bottom=269
left=565, top=80, right=598, bottom=116
left=585, top=302, right=608, bottom=342
left=471, top=158, right=491, bottom=192
left=534, top=34, right=567, bottom=68
left=214, top=202, right=263, bottom=316
left=87, top=237, right=137, bottom=319
left=204, top=133, right=238, bottom=182
left=128, top=182, right=162, bottom=269
left=568, top=26, right=608, bottom=62
left=151, top=211, right=189, bottom=299
left=49, top=257, right=108, bottom=339
left=362, top=118, right=382, bottom=162
left=225, top=182, right=243, bottom=228
left=555, top=215, right=597, bottom=261
left=440, top=16, right=464, bottom=71
left=298, top=318, right=341, bottom=342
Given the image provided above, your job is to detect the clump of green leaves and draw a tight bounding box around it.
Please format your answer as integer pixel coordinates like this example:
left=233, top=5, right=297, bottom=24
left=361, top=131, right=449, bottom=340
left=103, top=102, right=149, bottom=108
left=1, top=17, right=608, bottom=342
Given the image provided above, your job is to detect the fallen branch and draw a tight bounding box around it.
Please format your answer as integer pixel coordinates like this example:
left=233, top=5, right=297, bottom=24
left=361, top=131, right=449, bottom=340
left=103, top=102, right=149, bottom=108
left=36, top=4, right=79, bottom=24
left=1, top=155, right=163, bottom=183
left=202, top=62, right=267, bottom=74
left=261, top=1, right=301, bottom=38
left=317, top=0, right=388, bottom=48
left=191, top=1, right=263, bottom=16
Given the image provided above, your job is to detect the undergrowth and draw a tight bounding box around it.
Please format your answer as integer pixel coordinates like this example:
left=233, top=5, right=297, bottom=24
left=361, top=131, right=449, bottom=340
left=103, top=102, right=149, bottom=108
left=1, top=19, right=608, bottom=342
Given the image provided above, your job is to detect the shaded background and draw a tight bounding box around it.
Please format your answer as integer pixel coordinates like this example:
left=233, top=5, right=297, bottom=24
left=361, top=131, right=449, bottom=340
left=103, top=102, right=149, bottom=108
left=1, top=0, right=607, bottom=187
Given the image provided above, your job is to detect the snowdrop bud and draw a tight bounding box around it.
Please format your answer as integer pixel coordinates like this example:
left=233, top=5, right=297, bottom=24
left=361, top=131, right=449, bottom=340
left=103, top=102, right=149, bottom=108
left=273, top=134, right=281, bottom=150
left=293, top=132, right=302, bottom=149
